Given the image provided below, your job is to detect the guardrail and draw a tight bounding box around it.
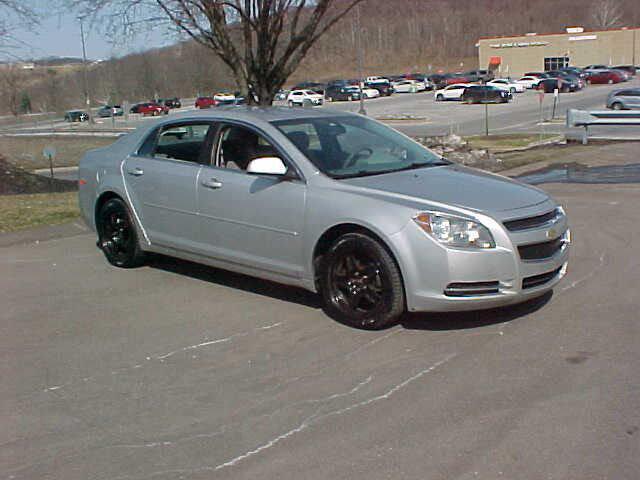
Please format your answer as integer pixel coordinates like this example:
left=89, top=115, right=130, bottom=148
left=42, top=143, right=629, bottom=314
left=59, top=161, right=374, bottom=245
left=567, top=109, right=640, bottom=144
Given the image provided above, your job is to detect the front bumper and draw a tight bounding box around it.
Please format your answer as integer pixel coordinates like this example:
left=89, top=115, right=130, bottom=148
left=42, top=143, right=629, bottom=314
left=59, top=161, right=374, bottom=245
left=391, top=207, right=570, bottom=312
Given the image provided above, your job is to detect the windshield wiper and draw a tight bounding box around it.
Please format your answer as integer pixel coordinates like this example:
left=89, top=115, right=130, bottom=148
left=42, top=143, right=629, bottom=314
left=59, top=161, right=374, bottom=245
left=332, top=159, right=450, bottom=179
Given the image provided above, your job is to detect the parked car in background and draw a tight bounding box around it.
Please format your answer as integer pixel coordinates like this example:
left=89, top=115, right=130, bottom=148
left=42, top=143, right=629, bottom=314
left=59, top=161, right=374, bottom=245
left=434, top=83, right=470, bottom=101
left=365, top=76, right=390, bottom=85
left=612, top=65, right=636, bottom=76
left=584, top=64, right=609, bottom=71
left=515, top=76, right=542, bottom=89
left=392, top=80, right=421, bottom=93
left=487, top=78, right=525, bottom=93
left=461, top=85, right=511, bottom=104
left=406, top=74, right=432, bottom=90
left=428, top=74, right=449, bottom=90
left=64, top=110, right=90, bottom=122
left=524, top=72, right=550, bottom=79
left=586, top=69, right=626, bottom=84
left=159, top=98, right=182, bottom=108
left=325, top=85, right=361, bottom=102
left=212, top=92, right=237, bottom=105
left=537, top=78, right=571, bottom=93
left=97, top=105, right=124, bottom=118
left=606, top=88, right=640, bottom=110
left=560, top=67, right=586, bottom=79
left=293, top=82, right=325, bottom=95
left=195, top=96, right=216, bottom=109
left=365, top=81, right=393, bottom=96
left=361, top=86, right=381, bottom=99
left=287, top=89, right=324, bottom=107
left=465, top=69, right=495, bottom=82
left=130, top=102, right=169, bottom=115
left=275, top=90, right=289, bottom=101
left=444, top=73, right=472, bottom=85
left=546, top=72, right=583, bottom=91
left=79, top=108, right=569, bottom=329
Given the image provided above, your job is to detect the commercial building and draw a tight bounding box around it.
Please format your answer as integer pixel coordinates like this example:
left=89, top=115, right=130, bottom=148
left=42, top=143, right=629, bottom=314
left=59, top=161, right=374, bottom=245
left=477, top=26, right=639, bottom=78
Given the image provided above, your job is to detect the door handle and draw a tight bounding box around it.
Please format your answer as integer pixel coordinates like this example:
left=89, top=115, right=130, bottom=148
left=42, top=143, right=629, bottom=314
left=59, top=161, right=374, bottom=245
left=201, top=178, right=223, bottom=189
left=127, top=167, right=144, bottom=176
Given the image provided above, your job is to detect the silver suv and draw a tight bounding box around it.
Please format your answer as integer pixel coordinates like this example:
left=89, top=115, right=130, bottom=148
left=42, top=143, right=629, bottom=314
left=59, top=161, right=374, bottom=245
left=606, top=89, right=640, bottom=110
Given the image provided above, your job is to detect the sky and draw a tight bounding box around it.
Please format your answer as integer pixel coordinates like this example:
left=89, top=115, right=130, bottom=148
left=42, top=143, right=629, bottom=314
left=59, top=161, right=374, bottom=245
left=11, top=9, right=172, bottom=61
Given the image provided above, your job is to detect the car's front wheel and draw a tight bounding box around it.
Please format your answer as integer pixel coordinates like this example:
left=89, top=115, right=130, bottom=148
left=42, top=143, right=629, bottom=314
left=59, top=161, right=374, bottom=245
left=320, top=233, right=405, bottom=330
left=612, top=102, right=624, bottom=110
left=436, top=94, right=444, bottom=101
left=97, top=198, right=145, bottom=268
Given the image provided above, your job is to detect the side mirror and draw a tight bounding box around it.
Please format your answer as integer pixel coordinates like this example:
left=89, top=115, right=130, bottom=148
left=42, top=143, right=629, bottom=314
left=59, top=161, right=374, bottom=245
left=246, top=156, right=288, bottom=176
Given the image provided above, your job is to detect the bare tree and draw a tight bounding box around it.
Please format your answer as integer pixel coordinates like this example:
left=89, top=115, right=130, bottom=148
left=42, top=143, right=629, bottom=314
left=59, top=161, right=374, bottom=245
left=590, top=0, right=623, bottom=29
left=0, top=0, right=39, bottom=54
left=0, top=65, right=23, bottom=115
left=68, top=0, right=364, bottom=104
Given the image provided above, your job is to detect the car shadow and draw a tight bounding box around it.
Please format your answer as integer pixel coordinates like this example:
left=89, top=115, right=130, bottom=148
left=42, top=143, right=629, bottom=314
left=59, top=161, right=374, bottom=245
left=146, top=254, right=552, bottom=331
left=399, top=291, right=553, bottom=331
left=146, top=254, right=322, bottom=309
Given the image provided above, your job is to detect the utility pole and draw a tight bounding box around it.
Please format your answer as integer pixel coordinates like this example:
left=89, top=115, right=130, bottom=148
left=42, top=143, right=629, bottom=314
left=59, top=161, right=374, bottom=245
left=79, top=17, right=94, bottom=123
left=355, top=4, right=366, bottom=115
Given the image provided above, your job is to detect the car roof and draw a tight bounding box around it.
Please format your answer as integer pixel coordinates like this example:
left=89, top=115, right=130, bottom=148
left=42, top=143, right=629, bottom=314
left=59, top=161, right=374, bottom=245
left=153, top=106, right=354, bottom=124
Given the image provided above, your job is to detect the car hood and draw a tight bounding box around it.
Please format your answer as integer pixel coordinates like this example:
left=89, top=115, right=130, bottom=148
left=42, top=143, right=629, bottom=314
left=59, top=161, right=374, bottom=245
left=340, top=164, right=550, bottom=214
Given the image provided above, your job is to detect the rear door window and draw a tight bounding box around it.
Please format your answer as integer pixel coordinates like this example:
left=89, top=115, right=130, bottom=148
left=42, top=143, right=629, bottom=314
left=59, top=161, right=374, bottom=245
left=152, top=123, right=213, bottom=163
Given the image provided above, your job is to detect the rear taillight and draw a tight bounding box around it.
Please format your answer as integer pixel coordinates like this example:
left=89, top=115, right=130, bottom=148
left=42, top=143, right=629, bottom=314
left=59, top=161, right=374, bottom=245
left=78, top=179, right=87, bottom=186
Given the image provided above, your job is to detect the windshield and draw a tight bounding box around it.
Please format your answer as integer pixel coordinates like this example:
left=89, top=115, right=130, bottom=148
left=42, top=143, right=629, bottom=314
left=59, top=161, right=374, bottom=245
left=272, top=115, right=447, bottom=179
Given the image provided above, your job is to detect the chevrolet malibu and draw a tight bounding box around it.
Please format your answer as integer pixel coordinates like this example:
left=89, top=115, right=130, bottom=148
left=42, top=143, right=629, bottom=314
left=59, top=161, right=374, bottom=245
left=78, top=108, right=570, bottom=329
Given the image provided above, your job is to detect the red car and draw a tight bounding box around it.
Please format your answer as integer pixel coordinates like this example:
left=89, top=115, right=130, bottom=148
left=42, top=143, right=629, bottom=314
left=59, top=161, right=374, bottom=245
left=130, top=102, right=169, bottom=115
left=586, top=70, right=625, bottom=85
left=444, top=73, right=472, bottom=85
left=195, top=96, right=216, bottom=109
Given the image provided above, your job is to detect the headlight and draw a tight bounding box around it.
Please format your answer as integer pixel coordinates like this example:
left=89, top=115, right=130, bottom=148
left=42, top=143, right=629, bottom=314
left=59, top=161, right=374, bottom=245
left=413, top=212, right=495, bottom=249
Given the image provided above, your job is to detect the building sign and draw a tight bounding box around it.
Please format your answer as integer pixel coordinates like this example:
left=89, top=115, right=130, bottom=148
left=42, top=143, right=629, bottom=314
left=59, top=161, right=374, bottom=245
left=489, top=41, right=550, bottom=48
left=569, top=35, right=597, bottom=42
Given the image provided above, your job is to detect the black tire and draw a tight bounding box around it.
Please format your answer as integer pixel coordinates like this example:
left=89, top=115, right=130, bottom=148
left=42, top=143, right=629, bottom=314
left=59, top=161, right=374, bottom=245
left=288, top=100, right=294, bottom=108
left=436, top=94, right=444, bottom=101
left=612, top=102, right=624, bottom=110
left=319, top=233, right=405, bottom=330
left=97, top=197, right=145, bottom=268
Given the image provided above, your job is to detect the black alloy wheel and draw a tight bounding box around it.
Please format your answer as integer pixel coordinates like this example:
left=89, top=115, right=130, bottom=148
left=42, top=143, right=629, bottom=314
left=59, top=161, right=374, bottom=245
left=97, top=198, right=145, bottom=268
left=320, top=233, right=404, bottom=330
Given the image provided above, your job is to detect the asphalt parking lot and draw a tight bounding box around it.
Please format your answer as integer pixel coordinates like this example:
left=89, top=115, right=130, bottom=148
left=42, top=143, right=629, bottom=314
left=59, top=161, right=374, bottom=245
left=3, top=78, right=639, bottom=140
left=2, top=178, right=639, bottom=479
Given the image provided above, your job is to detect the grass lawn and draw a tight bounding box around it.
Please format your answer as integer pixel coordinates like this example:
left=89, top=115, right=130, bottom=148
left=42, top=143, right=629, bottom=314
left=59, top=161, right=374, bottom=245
left=466, top=133, right=561, bottom=152
left=0, top=192, right=79, bottom=233
left=0, top=135, right=115, bottom=171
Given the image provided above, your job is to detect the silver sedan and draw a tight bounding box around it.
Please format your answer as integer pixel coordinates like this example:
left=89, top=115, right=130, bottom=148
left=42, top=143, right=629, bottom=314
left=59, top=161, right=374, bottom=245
left=78, top=107, right=570, bottom=329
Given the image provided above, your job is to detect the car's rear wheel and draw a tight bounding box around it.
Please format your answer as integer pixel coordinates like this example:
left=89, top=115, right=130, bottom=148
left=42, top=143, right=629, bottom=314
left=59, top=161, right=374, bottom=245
left=288, top=100, right=294, bottom=108
left=97, top=198, right=145, bottom=268
left=612, top=102, right=624, bottom=110
left=320, top=233, right=405, bottom=330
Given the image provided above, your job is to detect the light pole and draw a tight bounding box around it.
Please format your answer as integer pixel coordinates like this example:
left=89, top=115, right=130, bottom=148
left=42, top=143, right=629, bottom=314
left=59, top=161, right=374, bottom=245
left=79, top=17, right=94, bottom=123
left=355, top=4, right=366, bottom=115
